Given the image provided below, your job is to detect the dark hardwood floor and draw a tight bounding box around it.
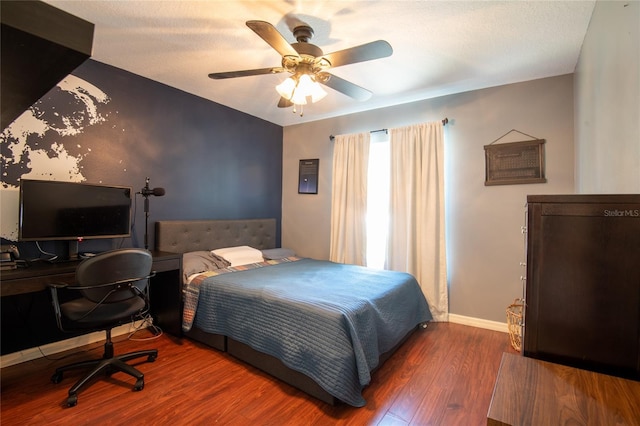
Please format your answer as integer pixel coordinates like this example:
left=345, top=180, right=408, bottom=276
left=1, top=322, right=515, bottom=425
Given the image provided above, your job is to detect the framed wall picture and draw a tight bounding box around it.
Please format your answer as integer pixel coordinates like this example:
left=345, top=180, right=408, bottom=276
left=484, top=139, right=546, bottom=186
left=298, top=159, right=319, bottom=194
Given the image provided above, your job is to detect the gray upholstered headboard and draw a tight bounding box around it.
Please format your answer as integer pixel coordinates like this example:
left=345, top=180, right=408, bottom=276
left=155, top=218, right=277, bottom=254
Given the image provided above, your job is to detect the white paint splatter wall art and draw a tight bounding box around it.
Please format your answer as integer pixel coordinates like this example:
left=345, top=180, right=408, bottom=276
left=0, top=75, right=112, bottom=241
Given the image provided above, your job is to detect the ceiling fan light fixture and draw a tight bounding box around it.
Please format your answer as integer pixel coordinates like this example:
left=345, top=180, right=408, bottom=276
left=309, top=81, right=327, bottom=103
left=296, top=73, right=314, bottom=94
left=290, top=85, right=308, bottom=105
left=275, top=77, right=297, bottom=99
left=276, top=73, right=327, bottom=106
left=299, top=74, right=327, bottom=103
left=209, top=19, right=393, bottom=115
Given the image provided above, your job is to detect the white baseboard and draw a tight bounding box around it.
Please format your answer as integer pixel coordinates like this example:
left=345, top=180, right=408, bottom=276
left=448, top=313, right=509, bottom=333
left=1, top=315, right=504, bottom=369
left=0, top=319, right=149, bottom=369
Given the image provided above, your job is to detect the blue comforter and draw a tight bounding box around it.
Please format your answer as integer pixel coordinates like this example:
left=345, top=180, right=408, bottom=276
left=193, top=258, right=432, bottom=407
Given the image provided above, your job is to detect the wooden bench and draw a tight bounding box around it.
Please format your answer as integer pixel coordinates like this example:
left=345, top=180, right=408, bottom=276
left=487, top=352, right=640, bottom=425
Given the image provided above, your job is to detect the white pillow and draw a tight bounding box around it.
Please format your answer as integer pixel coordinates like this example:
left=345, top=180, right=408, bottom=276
left=211, top=245, right=264, bottom=267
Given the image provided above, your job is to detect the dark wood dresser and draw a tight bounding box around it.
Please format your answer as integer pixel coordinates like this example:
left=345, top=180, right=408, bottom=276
left=523, top=194, right=640, bottom=380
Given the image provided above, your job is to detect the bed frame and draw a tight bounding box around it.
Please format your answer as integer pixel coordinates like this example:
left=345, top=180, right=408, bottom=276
left=155, top=218, right=415, bottom=405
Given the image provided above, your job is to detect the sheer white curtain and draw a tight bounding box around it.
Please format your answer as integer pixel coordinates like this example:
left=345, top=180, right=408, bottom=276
left=329, top=132, right=370, bottom=265
left=387, top=122, right=448, bottom=321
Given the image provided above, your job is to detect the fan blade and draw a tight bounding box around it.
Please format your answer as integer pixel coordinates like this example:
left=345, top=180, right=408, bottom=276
left=277, top=97, right=293, bottom=108
left=246, top=20, right=300, bottom=58
left=320, top=73, right=372, bottom=101
left=321, top=40, right=392, bottom=68
left=208, top=67, right=284, bottom=79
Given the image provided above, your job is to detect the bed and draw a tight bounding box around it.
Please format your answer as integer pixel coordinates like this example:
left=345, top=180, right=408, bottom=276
left=155, top=218, right=432, bottom=407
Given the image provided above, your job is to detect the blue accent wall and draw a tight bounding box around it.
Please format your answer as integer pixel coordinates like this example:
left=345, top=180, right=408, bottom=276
left=1, top=59, right=282, bottom=255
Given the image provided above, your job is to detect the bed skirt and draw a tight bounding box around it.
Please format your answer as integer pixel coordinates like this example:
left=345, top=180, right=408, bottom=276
left=183, top=324, right=422, bottom=405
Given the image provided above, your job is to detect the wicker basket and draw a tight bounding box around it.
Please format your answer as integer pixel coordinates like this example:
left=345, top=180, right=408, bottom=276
left=506, top=299, right=524, bottom=352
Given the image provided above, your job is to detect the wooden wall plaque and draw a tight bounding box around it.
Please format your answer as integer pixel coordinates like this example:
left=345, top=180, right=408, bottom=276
left=484, top=139, right=546, bottom=186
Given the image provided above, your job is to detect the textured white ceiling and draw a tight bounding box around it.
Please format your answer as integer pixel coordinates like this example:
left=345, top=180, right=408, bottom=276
left=44, top=0, right=595, bottom=127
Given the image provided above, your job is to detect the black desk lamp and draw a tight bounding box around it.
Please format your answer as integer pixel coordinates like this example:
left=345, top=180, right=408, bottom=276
left=139, top=177, right=165, bottom=250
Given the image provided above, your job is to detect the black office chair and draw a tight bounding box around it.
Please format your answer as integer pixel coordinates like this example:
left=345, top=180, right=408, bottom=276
left=48, top=248, right=158, bottom=407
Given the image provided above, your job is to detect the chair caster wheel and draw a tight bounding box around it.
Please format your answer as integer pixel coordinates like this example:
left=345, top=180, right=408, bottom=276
left=51, top=372, right=63, bottom=384
left=133, top=379, right=144, bottom=391
left=67, top=394, right=78, bottom=407
left=148, top=354, right=156, bottom=362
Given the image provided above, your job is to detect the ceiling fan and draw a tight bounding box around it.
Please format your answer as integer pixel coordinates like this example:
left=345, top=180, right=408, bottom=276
left=208, top=20, right=393, bottom=113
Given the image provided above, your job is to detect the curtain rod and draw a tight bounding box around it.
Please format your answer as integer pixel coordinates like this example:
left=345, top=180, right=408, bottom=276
left=329, top=117, right=448, bottom=141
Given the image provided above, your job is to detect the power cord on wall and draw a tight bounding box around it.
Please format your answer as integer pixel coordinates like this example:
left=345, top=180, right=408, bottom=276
left=129, top=192, right=140, bottom=248
left=128, top=313, right=163, bottom=341
left=36, top=338, right=106, bottom=362
left=35, top=241, right=58, bottom=262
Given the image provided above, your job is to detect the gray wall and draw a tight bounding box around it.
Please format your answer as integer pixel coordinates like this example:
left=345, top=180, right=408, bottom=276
left=281, top=0, right=640, bottom=325
left=575, top=0, right=640, bottom=193
left=282, top=74, right=575, bottom=324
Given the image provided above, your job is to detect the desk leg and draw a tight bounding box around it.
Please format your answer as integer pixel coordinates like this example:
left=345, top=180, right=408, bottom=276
left=149, top=269, right=182, bottom=337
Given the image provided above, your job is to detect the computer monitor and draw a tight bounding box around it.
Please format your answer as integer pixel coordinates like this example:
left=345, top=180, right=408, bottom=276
left=18, top=179, right=132, bottom=243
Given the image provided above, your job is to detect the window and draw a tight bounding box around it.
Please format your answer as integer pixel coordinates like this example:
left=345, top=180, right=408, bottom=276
left=365, top=133, right=390, bottom=269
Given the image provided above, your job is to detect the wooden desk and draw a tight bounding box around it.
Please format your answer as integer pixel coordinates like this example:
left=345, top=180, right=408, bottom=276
left=487, top=353, right=640, bottom=425
left=146, top=251, right=183, bottom=337
left=0, top=251, right=183, bottom=355
left=1, top=260, right=78, bottom=296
